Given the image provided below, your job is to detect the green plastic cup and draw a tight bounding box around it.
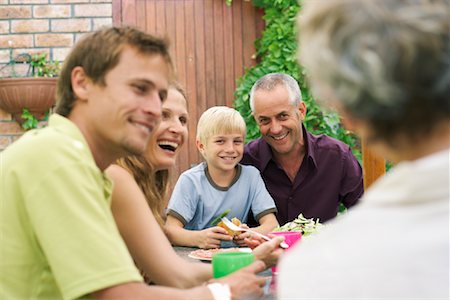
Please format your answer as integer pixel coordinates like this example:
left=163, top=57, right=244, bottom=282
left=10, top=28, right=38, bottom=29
left=212, top=252, right=254, bottom=278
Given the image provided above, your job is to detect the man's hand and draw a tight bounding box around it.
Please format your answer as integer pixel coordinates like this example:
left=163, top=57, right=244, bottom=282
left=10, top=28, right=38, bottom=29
left=247, top=235, right=285, bottom=268
left=214, top=261, right=267, bottom=299
left=197, top=226, right=233, bottom=249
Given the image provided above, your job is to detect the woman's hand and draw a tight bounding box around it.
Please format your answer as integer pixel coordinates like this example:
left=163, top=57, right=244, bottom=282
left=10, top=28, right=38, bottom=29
left=212, top=261, right=267, bottom=299
left=232, top=223, right=251, bottom=246
left=247, top=235, right=285, bottom=268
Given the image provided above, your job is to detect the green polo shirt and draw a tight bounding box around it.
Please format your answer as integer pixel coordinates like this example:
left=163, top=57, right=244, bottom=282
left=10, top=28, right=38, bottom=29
left=0, top=114, right=142, bottom=300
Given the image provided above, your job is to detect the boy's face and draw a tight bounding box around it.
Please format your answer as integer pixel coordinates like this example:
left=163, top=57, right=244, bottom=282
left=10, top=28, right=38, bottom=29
left=197, top=132, right=244, bottom=173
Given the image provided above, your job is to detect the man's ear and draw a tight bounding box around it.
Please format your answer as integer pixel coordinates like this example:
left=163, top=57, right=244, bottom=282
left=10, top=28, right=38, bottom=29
left=71, top=66, right=90, bottom=102
left=298, top=102, right=307, bottom=121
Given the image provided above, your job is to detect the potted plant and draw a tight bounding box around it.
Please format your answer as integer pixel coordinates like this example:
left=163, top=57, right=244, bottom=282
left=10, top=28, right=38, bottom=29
left=0, top=53, right=61, bottom=127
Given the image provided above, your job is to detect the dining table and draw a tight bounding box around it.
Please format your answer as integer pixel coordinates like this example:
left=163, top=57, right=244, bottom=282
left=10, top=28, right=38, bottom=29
left=173, top=246, right=277, bottom=300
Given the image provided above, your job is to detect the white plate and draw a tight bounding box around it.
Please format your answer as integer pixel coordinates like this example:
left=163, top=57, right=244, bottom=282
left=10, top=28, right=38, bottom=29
left=188, top=247, right=252, bottom=261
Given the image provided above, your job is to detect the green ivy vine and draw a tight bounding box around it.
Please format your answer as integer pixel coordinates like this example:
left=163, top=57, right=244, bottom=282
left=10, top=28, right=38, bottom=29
left=21, top=108, right=49, bottom=131
left=231, top=0, right=361, bottom=161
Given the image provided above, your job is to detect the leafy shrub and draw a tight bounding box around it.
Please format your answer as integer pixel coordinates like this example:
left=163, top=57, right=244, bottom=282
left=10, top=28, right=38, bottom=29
left=232, top=0, right=361, bottom=161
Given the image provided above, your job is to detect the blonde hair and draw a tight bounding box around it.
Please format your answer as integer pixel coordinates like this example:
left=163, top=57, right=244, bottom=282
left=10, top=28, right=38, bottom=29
left=115, top=156, right=169, bottom=227
left=196, top=106, right=246, bottom=144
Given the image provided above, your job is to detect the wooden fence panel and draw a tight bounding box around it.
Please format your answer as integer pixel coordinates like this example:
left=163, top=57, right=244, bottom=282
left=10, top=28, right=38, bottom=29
left=362, top=142, right=386, bottom=189
left=113, top=0, right=264, bottom=178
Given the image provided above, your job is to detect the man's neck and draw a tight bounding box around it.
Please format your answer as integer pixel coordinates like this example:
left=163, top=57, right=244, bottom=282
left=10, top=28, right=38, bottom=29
left=273, top=142, right=306, bottom=182
left=69, top=113, right=117, bottom=171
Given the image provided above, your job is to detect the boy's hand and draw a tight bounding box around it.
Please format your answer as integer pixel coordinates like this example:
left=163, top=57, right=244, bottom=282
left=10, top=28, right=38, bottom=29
left=197, top=226, right=233, bottom=249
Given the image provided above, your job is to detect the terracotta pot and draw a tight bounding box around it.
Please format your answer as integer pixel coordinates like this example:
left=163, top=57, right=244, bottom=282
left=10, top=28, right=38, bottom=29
left=0, top=77, right=57, bottom=125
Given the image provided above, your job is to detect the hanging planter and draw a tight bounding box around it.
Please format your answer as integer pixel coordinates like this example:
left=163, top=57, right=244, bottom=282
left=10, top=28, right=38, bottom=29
left=0, top=77, right=57, bottom=125
left=0, top=53, right=60, bottom=126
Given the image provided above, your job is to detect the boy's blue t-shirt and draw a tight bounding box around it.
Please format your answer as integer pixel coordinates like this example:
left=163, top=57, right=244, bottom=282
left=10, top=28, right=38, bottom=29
left=167, top=162, right=277, bottom=230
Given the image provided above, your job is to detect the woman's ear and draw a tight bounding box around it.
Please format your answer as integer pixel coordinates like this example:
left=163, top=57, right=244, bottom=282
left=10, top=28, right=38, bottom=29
left=71, top=66, right=90, bottom=102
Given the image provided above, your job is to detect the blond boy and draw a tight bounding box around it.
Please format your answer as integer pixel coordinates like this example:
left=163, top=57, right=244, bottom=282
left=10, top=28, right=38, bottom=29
left=165, top=106, right=279, bottom=249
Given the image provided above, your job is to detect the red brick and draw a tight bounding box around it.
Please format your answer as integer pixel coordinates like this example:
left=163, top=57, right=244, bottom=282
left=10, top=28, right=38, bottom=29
left=74, top=4, right=112, bottom=17
left=92, top=17, right=112, bottom=30
left=0, top=108, right=12, bottom=120
left=0, top=121, right=23, bottom=134
left=74, top=32, right=87, bottom=43
left=0, top=133, right=24, bottom=150
left=11, top=134, right=23, bottom=142
left=52, top=0, right=90, bottom=3
left=0, top=34, right=33, bottom=48
left=0, top=49, right=9, bottom=63
left=11, top=0, right=48, bottom=4
left=0, top=136, right=14, bottom=150
left=35, top=34, right=73, bottom=47
left=11, top=19, right=49, bottom=33
left=33, top=5, right=70, bottom=18
left=0, top=62, right=29, bottom=78
left=0, top=20, right=9, bottom=34
left=52, top=47, right=71, bottom=61
left=0, top=6, right=32, bottom=19
left=12, top=48, right=50, bottom=59
left=51, top=18, right=90, bottom=32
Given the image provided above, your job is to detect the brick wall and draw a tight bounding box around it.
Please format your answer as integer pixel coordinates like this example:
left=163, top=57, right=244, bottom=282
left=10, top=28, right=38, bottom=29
left=0, top=0, right=112, bottom=150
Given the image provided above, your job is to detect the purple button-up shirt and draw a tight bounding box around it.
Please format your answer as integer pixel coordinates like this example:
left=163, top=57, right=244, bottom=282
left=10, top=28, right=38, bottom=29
left=241, top=126, right=364, bottom=225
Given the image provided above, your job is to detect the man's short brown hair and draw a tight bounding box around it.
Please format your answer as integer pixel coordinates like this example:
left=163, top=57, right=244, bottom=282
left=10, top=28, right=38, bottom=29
left=55, top=26, right=173, bottom=117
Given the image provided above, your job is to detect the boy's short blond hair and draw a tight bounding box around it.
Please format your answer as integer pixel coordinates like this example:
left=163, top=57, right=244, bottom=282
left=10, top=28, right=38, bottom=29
left=196, top=106, right=246, bottom=144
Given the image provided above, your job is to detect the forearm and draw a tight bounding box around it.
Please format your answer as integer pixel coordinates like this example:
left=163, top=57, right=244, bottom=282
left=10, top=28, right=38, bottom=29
left=132, top=240, right=212, bottom=288
left=165, top=224, right=201, bottom=247
left=159, top=260, right=213, bottom=288
left=252, top=216, right=279, bottom=235
left=92, top=282, right=214, bottom=300
left=182, top=262, right=213, bottom=287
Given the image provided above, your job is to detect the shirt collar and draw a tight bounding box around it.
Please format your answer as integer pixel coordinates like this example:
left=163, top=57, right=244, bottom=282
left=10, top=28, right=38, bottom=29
left=303, top=125, right=318, bottom=169
left=48, top=114, right=112, bottom=192
left=48, top=113, right=89, bottom=148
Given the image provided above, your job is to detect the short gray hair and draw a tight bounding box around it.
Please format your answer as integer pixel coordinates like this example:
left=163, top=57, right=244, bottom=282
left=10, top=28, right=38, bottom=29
left=249, top=73, right=303, bottom=112
left=298, top=0, right=450, bottom=146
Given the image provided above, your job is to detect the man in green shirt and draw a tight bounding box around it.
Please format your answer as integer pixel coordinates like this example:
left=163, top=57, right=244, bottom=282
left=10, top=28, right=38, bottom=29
left=1, top=26, right=271, bottom=300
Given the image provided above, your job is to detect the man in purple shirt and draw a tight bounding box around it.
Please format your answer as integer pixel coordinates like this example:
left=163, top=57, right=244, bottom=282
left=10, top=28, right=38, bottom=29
left=241, top=73, right=363, bottom=225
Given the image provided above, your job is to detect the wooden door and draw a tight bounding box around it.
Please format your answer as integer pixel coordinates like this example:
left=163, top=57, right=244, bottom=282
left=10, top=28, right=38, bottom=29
left=113, top=0, right=264, bottom=177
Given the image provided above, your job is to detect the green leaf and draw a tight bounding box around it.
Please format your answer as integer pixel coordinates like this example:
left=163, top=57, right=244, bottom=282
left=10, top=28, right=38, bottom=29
left=210, top=209, right=231, bottom=226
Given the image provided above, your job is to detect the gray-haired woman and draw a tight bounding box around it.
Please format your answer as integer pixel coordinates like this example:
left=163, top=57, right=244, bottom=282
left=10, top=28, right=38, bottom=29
left=279, top=0, right=450, bottom=298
